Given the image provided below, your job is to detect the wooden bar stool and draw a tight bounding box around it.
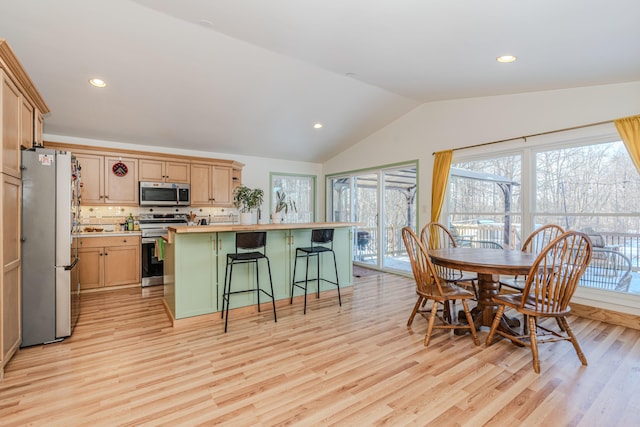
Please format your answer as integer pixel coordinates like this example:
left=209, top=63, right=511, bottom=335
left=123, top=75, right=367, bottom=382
left=222, top=232, right=276, bottom=332
left=290, top=228, right=341, bottom=314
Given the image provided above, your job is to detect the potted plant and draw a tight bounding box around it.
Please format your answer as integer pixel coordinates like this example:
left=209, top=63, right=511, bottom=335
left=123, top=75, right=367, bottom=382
left=233, top=185, right=264, bottom=225
left=273, top=191, right=296, bottom=223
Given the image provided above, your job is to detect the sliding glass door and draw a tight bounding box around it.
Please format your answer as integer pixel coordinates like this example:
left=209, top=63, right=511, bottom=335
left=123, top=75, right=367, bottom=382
left=382, top=168, right=417, bottom=270
left=328, top=163, right=417, bottom=272
left=354, top=173, right=379, bottom=266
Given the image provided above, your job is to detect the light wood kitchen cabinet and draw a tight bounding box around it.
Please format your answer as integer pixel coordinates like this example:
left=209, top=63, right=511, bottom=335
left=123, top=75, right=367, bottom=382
left=139, top=158, right=190, bottom=183
left=75, top=154, right=138, bottom=205
left=1, top=70, right=22, bottom=179
left=190, top=163, right=233, bottom=207
left=78, top=235, right=141, bottom=290
left=1, top=39, right=50, bottom=379
left=75, top=153, right=104, bottom=205
left=20, top=96, right=34, bottom=150
left=1, top=174, right=21, bottom=373
left=34, top=108, right=43, bottom=147
left=77, top=247, right=102, bottom=290
left=104, top=156, right=138, bottom=204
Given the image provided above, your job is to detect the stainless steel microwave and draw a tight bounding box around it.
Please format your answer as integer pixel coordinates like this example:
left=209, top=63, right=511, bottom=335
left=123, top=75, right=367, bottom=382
left=139, top=181, right=190, bottom=206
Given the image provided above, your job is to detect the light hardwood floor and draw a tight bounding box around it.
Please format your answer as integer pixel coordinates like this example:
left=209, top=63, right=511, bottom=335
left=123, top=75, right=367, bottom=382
left=1, top=271, right=639, bottom=426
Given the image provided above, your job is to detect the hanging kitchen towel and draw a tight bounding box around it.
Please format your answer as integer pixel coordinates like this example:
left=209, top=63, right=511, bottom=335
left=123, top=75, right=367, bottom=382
left=155, top=237, right=165, bottom=261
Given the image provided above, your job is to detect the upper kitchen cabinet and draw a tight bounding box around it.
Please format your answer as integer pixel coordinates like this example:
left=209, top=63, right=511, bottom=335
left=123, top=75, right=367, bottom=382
left=75, top=153, right=104, bottom=205
left=139, top=158, right=190, bottom=183
left=20, top=96, right=34, bottom=150
left=44, top=142, right=244, bottom=208
left=75, top=153, right=138, bottom=205
left=34, top=108, right=43, bottom=147
left=190, top=163, right=236, bottom=207
left=0, top=40, right=50, bottom=179
left=104, top=156, right=138, bottom=205
left=1, top=71, right=21, bottom=178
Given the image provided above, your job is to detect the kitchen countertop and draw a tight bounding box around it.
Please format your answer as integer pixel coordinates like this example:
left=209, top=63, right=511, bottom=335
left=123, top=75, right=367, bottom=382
left=168, top=222, right=357, bottom=234
left=77, top=231, right=142, bottom=237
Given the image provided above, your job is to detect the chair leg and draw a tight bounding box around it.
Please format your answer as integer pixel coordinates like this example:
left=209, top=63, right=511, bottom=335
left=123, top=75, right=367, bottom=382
left=407, top=296, right=423, bottom=326
left=222, top=261, right=230, bottom=319
left=265, top=257, right=277, bottom=323
left=424, top=300, right=439, bottom=346
left=522, top=314, right=529, bottom=335
left=331, top=250, right=341, bottom=306
left=304, top=254, right=310, bottom=314
left=290, top=252, right=299, bottom=304
left=560, top=317, right=587, bottom=366
left=461, top=300, right=479, bottom=346
left=223, top=261, right=234, bottom=333
left=485, top=304, right=506, bottom=346
left=443, top=301, right=452, bottom=323
left=255, top=260, right=261, bottom=312
left=316, top=253, right=321, bottom=299
left=528, top=316, right=540, bottom=374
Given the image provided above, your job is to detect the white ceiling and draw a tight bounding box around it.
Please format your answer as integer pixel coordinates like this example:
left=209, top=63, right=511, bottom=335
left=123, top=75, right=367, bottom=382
left=1, top=0, right=639, bottom=163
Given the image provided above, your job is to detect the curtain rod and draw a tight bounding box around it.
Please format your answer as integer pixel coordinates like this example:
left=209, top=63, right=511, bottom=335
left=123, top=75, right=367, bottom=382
left=432, top=118, right=615, bottom=155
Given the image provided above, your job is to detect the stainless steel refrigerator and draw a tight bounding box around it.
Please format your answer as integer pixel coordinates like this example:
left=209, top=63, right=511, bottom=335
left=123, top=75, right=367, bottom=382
left=21, top=148, right=81, bottom=347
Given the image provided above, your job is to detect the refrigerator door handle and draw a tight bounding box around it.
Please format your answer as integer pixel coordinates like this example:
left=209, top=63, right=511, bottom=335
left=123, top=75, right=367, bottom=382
left=64, top=258, right=79, bottom=271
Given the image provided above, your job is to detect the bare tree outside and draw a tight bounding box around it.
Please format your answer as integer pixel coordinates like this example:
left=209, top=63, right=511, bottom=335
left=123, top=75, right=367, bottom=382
left=447, top=140, right=640, bottom=289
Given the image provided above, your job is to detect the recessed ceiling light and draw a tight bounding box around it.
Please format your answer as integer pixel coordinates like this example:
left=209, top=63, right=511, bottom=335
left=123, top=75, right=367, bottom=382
left=313, top=123, right=323, bottom=129
left=89, top=78, right=107, bottom=88
left=496, top=55, right=517, bottom=63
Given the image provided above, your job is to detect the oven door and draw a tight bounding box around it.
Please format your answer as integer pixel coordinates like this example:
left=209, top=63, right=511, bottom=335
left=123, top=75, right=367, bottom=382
left=141, top=237, right=164, bottom=287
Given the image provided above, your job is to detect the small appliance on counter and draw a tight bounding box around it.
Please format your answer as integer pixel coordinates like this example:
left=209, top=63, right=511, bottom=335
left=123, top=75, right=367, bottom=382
left=21, top=148, right=81, bottom=346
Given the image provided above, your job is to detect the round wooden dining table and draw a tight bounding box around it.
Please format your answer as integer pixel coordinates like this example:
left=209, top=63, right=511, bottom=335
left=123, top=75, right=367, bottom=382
left=428, top=247, right=539, bottom=334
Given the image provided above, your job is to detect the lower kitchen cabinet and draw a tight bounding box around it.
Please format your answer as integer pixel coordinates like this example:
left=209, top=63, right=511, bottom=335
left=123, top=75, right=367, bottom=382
left=78, top=235, right=141, bottom=290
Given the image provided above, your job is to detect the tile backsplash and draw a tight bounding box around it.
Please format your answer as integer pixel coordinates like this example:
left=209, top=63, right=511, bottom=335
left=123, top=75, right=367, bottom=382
left=80, top=205, right=240, bottom=230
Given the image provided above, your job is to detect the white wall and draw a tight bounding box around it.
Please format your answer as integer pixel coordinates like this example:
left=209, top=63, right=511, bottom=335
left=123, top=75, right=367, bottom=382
left=323, top=81, right=640, bottom=226
left=43, top=134, right=324, bottom=217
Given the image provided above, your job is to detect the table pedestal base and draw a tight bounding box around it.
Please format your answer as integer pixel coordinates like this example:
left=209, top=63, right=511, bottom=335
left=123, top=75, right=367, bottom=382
left=454, top=273, right=521, bottom=338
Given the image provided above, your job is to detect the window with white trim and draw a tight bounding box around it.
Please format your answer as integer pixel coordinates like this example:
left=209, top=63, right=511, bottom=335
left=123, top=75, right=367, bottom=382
left=446, top=137, right=640, bottom=296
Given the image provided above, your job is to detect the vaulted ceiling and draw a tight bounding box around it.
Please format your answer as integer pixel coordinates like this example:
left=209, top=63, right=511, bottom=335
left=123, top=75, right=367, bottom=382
left=1, top=1, right=639, bottom=162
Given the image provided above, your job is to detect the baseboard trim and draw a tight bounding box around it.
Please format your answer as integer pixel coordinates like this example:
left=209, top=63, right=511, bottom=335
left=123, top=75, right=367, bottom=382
left=571, top=302, right=640, bottom=330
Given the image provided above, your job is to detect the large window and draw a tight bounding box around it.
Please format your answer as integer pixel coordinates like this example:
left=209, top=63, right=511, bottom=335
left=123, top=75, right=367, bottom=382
left=270, top=173, right=316, bottom=223
left=446, top=137, right=640, bottom=296
left=448, top=154, right=522, bottom=249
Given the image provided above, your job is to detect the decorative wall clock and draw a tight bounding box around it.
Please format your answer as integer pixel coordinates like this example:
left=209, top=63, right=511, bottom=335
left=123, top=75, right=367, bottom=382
left=112, top=162, right=128, bottom=177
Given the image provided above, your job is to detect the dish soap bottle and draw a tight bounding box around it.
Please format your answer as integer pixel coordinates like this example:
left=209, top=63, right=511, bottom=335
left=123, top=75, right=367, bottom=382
left=127, top=213, right=134, bottom=231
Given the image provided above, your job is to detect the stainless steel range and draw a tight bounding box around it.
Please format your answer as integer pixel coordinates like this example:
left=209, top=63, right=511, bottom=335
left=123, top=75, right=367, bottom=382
left=139, top=213, right=188, bottom=287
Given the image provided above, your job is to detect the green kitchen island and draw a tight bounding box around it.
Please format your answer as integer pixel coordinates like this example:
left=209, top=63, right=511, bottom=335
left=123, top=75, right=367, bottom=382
left=162, top=222, right=354, bottom=325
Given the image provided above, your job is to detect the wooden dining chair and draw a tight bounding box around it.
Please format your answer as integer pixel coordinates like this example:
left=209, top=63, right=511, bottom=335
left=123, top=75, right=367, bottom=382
left=500, top=224, right=565, bottom=292
left=402, top=227, right=479, bottom=347
left=486, top=230, right=592, bottom=373
left=420, top=222, right=478, bottom=296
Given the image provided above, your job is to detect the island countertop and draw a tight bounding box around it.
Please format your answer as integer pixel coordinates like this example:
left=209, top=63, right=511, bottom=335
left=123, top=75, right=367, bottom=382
left=168, top=222, right=357, bottom=234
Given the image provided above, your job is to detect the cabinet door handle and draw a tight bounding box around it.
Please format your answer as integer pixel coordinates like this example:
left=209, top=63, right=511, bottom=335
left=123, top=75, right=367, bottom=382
left=123, top=239, right=127, bottom=243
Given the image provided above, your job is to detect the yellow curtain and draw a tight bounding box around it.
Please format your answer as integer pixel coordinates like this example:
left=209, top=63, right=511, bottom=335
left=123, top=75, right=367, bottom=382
left=431, top=150, right=453, bottom=222
left=614, top=114, right=640, bottom=173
